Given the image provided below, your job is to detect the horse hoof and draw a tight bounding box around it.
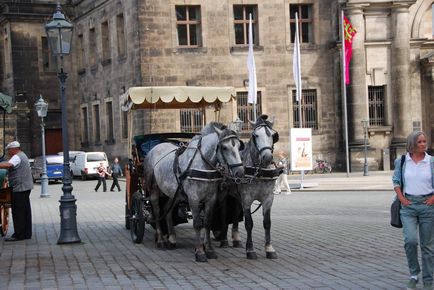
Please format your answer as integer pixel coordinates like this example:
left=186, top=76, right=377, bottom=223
left=166, top=242, right=176, bottom=250
left=206, top=251, right=218, bottom=259
left=219, top=240, right=229, bottom=248
left=232, top=241, right=243, bottom=248
left=266, top=251, right=278, bottom=259
left=156, top=241, right=165, bottom=249
left=246, top=251, right=257, bottom=260
left=195, top=253, right=208, bottom=263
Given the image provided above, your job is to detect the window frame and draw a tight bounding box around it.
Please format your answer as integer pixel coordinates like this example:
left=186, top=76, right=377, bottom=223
left=77, top=34, right=85, bottom=69
left=289, top=4, right=314, bottom=44
left=236, top=91, right=262, bottom=136
left=92, top=103, right=101, bottom=144
left=42, top=36, right=57, bottom=72
left=175, top=5, right=202, bottom=47
left=116, top=13, right=126, bottom=57
left=89, top=28, right=97, bottom=66
left=105, top=100, right=114, bottom=142
left=180, top=108, right=204, bottom=133
left=292, top=89, right=318, bottom=130
left=121, top=108, right=128, bottom=140
left=101, top=21, right=110, bottom=61
left=368, top=85, right=385, bottom=127
left=81, top=105, right=89, bottom=144
left=233, top=5, right=259, bottom=46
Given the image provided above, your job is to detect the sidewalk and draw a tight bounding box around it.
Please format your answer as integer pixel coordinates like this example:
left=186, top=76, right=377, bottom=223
left=288, top=170, right=393, bottom=191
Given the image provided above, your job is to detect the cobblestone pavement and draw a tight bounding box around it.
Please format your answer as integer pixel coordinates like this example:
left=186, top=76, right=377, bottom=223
left=0, top=173, right=409, bottom=290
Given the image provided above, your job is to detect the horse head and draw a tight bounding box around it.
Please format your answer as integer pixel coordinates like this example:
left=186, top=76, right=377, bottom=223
left=248, top=114, right=279, bottom=167
left=213, top=126, right=245, bottom=178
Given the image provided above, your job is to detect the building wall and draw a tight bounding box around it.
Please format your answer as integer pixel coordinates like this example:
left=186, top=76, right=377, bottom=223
left=0, top=2, right=71, bottom=157
left=72, top=0, right=142, bottom=162
left=1, top=0, right=433, bottom=171
left=134, top=0, right=342, bottom=165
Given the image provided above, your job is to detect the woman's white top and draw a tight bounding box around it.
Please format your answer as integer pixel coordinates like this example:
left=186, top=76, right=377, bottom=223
left=404, top=153, right=434, bottom=196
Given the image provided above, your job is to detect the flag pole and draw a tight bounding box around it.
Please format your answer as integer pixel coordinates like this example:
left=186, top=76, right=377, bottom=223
left=341, top=10, right=350, bottom=177
left=247, top=13, right=257, bottom=121
left=293, top=12, right=304, bottom=189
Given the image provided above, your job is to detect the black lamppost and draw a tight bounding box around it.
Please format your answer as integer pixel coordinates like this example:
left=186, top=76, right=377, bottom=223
left=45, top=3, right=81, bottom=244
left=35, top=95, right=49, bottom=198
left=361, top=119, right=369, bottom=176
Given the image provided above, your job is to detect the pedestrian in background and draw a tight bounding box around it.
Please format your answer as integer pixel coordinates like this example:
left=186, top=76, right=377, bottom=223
left=392, top=131, right=434, bottom=290
left=110, top=157, right=122, bottom=192
left=0, top=141, right=33, bottom=241
left=274, top=150, right=291, bottom=195
left=95, top=162, right=110, bottom=192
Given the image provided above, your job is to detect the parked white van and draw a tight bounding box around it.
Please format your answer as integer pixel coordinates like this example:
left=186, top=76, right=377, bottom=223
left=71, top=152, right=108, bottom=180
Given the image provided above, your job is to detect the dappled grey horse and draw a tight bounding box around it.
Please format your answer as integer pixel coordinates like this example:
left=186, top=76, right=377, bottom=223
left=143, top=123, right=244, bottom=262
left=215, top=115, right=281, bottom=259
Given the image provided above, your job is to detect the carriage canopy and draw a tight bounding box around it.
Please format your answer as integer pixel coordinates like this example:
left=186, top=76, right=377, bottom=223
left=121, top=86, right=236, bottom=110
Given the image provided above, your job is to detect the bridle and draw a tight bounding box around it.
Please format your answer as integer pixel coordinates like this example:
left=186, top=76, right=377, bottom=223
left=251, top=124, right=279, bottom=155
left=213, top=133, right=244, bottom=171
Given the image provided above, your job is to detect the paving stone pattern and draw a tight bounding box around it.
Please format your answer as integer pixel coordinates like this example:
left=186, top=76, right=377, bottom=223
left=0, top=175, right=410, bottom=289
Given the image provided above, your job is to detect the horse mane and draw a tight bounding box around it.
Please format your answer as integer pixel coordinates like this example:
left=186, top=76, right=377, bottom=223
left=254, top=114, right=273, bottom=129
left=201, top=122, right=236, bottom=138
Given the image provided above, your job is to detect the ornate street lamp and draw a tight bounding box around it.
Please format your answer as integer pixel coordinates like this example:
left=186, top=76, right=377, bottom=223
left=234, top=116, right=244, bottom=134
left=361, top=119, right=369, bottom=176
left=45, top=3, right=81, bottom=244
left=228, top=116, right=244, bottom=134
left=35, top=95, right=49, bottom=198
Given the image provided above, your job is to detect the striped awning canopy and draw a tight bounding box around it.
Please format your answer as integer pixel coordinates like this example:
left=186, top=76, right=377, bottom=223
left=121, top=86, right=236, bottom=111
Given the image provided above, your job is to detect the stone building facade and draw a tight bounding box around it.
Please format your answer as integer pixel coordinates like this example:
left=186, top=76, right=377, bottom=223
left=1, top=0, right=433, bottom=172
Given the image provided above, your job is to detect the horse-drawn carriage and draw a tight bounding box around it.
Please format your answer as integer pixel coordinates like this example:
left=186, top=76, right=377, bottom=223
left=122, top=86, right=282, bottom=262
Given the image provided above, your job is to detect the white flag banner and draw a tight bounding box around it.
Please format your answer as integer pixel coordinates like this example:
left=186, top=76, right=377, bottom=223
left=247, top=14, right=257, bottom=104
left=292, top=13, right=302, bottom=102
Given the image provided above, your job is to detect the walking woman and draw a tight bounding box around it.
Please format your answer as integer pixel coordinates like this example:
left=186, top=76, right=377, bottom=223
left=110, top=157, right=122, bottom=192
left=392, top=131, right=434, bottom=290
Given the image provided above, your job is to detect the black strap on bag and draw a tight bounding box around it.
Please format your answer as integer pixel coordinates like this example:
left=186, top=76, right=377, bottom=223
left=390, top=155, right=406, bottom=228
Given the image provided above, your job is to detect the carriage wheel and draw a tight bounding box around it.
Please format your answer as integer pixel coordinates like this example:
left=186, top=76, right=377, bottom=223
left=0, top=206, right=9, bottom=237
left=130, top=192, right=145, bottom=243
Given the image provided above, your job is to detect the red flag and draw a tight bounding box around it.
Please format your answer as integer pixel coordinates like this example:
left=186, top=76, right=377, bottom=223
left=343, top=16, right=357, bottom=84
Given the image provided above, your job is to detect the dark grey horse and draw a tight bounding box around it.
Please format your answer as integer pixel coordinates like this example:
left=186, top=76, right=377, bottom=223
left=214, top=115, right=281, bottom=259
left=143, top=123, right=244, bottom=262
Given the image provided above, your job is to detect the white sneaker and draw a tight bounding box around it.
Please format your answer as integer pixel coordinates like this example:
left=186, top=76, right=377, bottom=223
left=284, top=191, right=292, bottom=195
left=274, top=191, right=281, bottom=195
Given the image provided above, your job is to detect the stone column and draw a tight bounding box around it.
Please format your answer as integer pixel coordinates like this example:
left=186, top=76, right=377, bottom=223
left=391, top=5, right=412, bottom=147
left=346, top=7, right=367, bottom=146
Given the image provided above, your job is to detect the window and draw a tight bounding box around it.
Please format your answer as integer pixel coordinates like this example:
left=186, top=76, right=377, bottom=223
left=368, top=86, right=385, bottom=126
left=175, top=5, right=202, bottom=47
left=121, top=109, right=128, bottom=139
left=77, top=34, right=84, bottom=69
left=116, top=14, right=126, bottom=56
left=233, top=5, right=258, bottom=45
left=81, top=106, right=89, bottom=143
left=106, top=101, right=114, bottom=141
left=289, top=4, right=313, bottom=43
left=101, top=21, right=110, bottom=60
left=236, top=91, right=262, bottom=134
left=42, top=37, right=57, bottom=71
left=89, top=28, right=96, bottom=65
left=180, top=109, right=203, bottom=133
left=292, top=89, right=318, bottom=129
left=93, top=104, right=100, bottom=143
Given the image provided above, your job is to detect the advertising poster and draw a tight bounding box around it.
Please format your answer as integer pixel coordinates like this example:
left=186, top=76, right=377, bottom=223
left=290, top=128, right=313, bottom=171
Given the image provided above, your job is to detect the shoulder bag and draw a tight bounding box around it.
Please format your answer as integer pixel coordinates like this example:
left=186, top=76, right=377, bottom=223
left=390, top=155, right=406, bottom=228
